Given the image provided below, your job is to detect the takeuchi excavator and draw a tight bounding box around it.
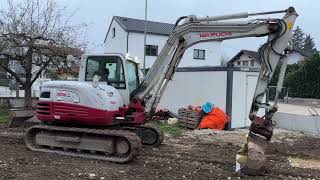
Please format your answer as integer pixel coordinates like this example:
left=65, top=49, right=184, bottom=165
left=25, top=7, right=298, bottom=175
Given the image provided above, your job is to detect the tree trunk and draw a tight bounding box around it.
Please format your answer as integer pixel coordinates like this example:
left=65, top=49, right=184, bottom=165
left=24, top=51, right=33, bottom=109
left=15, top=82, right=19, bottom=98
left=24, top=83, right=32, bottom=109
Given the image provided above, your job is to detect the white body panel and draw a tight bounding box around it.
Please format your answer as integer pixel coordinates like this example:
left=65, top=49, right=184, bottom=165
left=40, top=81, right=124, bottom=111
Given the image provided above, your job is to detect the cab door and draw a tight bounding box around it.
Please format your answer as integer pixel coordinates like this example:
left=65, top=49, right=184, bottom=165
left=125, top=60, right=140, bottom=93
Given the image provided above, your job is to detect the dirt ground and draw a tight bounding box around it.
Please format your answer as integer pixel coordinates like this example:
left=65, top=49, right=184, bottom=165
left=0, top=126, right=319, bottom=180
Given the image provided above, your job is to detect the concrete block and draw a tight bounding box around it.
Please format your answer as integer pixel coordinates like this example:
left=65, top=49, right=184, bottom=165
left=8, top=109, right=36, bottom=128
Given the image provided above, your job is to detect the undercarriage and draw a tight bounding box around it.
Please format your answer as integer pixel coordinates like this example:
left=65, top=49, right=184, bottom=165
left=25, top=125, right=164, bottom=163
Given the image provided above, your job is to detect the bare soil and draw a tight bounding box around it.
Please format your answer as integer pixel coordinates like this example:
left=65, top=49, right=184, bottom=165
left=0, top=126, right=319, bottom=180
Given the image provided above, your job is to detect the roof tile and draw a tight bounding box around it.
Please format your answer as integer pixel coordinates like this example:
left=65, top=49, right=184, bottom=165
left=114, top=16, right=175, bottom=36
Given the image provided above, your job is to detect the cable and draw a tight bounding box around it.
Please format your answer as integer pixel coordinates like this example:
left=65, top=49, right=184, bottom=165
left=173, top=16, right=188, bottom=30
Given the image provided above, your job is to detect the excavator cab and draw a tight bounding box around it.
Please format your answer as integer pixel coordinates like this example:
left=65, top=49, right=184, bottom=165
left=78, top=54, right=141, bottom=105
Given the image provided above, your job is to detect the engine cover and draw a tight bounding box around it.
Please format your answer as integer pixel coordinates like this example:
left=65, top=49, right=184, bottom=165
left=37, top=81, right=125, bottom=125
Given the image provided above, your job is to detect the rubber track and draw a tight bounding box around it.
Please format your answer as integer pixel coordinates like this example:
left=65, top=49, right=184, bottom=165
left=124, top=125, right=164, bottom=147
left=25, top=125, right=141, bottom=163
left=140, top=125, right=164, bottom=147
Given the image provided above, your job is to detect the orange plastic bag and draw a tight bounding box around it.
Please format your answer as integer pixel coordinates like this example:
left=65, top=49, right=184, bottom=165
left=198, top=107, right=229, bottom=130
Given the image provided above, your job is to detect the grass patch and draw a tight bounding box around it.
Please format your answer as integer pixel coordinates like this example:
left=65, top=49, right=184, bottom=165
left=0, top=108, right=9, bottom=124
left=147, top=120, right=185, bottom=136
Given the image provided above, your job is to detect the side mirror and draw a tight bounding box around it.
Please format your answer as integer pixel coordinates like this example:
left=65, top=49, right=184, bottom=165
left=92, top=75, right=99, bottom=88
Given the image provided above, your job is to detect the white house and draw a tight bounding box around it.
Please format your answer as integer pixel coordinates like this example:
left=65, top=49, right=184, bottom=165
left=104, top=16, right=222, bottom=68
left=229, top=49, right=308, bottom=68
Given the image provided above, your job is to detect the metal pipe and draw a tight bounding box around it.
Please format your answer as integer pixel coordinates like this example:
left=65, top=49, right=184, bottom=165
left=248, top=10, right=287, bottom=16
left=143, top=0, right=148, bottom=75
left=195, top=9, right=289, bottom=22
left=195, top=12, right=249, bottom=22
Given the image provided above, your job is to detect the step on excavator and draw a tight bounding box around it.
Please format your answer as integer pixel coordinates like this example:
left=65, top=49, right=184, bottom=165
left=25, top=7, right=298, bottom=175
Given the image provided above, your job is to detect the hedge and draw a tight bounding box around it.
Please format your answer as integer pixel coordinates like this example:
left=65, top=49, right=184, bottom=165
left=284, top=53, right=320, bottom=98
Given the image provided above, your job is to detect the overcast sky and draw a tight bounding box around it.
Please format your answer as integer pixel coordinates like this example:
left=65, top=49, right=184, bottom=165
left=2, top=0, right=319, bottom=58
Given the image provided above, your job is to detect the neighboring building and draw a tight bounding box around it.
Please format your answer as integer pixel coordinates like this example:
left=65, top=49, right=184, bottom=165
left=229, top=49, right=308, bottom=68
left=229, top=50, right=260, bottom=69
left=288, top=49, right=308, bottom=64
left=104, top=16, right=222, bottom=68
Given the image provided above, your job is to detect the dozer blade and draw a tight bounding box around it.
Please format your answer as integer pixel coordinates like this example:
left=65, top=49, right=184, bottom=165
left=25, top=125, right=141, bottom=163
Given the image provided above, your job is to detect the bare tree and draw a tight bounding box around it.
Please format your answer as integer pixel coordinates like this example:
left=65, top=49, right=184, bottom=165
left=220, top=52, right=229, bottom=66
left=0, top=0, right=86, bottom=108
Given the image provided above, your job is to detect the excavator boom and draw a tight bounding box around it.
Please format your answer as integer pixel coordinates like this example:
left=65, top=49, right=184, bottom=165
left=132, top=7, right=297, bottom=116
left=131, top=7, right=298, bottom=174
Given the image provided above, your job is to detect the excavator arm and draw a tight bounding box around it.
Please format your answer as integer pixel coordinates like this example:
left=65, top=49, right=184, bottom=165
left=132, top=7, right=297, bottom=115
left=131, top=7, right=298, bottom=175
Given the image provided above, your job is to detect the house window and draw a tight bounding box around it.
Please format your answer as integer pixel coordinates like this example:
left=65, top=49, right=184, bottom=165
left=237, top=61, right=241, bottom=65
left=112, top=27, right=116, bottom=38
left=145, top=45, right=158, bottom=56
left=193, top=49, right=205, bottom=60
left=243, top=61, right=248, bottom=66
left=250, top=60, right=254, bottom=67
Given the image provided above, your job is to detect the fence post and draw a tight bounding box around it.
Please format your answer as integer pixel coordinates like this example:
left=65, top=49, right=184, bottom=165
left=226, top=64, right=233, bottom=130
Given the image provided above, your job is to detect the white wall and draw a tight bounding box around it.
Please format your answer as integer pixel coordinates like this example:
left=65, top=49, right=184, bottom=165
left=128, top=32, right=167, bottom=68
left=104, top=20, right=128, bottom=54
left=159, top=71, right=227, bottom=114
left=274, top=112, right=320, bottom=134
left=104, top=21, right=222, bottom=68
left=128, top=33, right=222, bottom=68
left=180, top=42, right=221, bottom=67
left=231, top=71, right=263, bottom=128
left=159, top=70, right=264, bottom=129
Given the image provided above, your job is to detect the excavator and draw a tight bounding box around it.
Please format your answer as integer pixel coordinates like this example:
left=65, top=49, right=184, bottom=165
left=25, top=7, right=298, bottom=175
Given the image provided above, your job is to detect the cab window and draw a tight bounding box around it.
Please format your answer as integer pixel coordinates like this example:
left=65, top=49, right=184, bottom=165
left=126, top=61, right=139, bottom=93
left=85, top=56, right=125, bottom=89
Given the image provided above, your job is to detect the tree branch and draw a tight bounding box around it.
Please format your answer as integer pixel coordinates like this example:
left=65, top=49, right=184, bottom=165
left=0, top=60, right=24, bottom=86
left=31, top=58, right=52, bottom=84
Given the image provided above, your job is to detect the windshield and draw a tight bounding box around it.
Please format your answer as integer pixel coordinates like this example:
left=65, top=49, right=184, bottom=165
left=85, top=56, right=125, bottom=89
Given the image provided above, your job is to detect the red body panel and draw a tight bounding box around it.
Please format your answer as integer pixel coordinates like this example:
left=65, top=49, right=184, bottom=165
left=37, top=99, right=147, bottom=126
left=37, top=101, right=119, bottom=125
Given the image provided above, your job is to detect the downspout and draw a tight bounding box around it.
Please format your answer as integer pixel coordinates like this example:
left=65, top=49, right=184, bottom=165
left=126, top=32, right=129, bottom=53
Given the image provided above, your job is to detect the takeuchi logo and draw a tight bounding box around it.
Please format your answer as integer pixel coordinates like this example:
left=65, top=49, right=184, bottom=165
left=199, top=32, right=232, bottom=37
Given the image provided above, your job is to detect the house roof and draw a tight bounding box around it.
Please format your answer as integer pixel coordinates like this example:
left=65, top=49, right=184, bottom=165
left=228, top=48, right=309, bottom=65
left=228, top=50, right=261, bottom=64
left=114, top=16, right=175, bottom=35
left=104, top=16, right=175, bottom=42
